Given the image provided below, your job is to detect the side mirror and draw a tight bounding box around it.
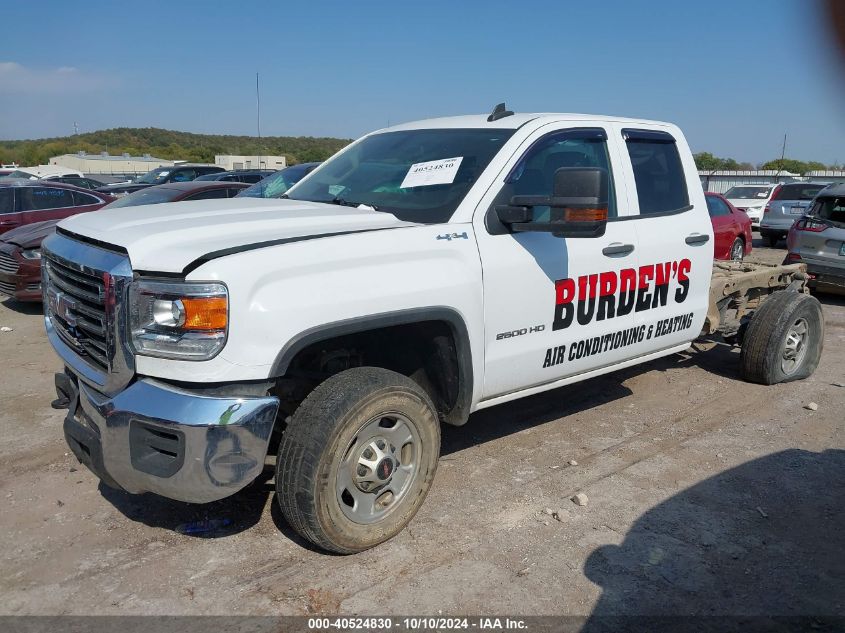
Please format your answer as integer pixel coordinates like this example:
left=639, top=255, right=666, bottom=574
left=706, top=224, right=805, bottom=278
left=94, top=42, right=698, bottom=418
left=495, top=167, right=609, bottom=238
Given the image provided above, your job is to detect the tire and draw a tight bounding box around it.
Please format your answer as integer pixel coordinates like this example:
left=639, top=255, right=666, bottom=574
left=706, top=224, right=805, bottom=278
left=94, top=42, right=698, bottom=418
left=276, top=367, right=440, bottom=553
left=729, top=237, right=744, bottom=261
left=740, top=291, right=824, bottom=385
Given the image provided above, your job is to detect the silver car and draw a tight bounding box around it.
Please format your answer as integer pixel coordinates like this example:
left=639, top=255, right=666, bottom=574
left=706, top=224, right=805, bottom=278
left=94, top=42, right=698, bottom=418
left=760, top=182, right=830, bottom=247
left=785, top=183, right=845, bottom=292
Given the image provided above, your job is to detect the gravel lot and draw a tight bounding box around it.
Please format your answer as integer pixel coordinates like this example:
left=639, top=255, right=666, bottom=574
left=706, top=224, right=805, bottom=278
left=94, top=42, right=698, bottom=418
left=0, top=240, right=842, bottom=617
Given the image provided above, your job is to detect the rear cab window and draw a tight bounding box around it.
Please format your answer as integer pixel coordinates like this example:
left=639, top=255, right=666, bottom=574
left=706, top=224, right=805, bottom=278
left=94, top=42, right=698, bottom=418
left=623, top=129, right=689, bottom=215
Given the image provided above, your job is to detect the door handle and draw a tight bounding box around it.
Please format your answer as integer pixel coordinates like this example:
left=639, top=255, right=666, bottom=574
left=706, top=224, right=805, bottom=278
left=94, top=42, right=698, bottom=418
left=685, top=234, right=710, bottom=245
left=602, top=243, right=635, bottom=256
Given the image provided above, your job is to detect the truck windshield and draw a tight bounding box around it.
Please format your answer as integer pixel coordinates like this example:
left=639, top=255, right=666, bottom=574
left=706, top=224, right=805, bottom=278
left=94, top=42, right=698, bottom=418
left=286, top=129, right=514, bottom=223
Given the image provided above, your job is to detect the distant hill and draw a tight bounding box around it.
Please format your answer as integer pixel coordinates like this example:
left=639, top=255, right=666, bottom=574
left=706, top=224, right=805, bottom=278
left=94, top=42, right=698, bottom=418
left=0, top=127, right=352, bottom=167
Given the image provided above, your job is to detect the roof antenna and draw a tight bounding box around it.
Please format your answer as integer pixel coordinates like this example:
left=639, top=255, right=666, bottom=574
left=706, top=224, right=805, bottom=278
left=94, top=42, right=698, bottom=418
left=487, top=102, right=514, bottom=122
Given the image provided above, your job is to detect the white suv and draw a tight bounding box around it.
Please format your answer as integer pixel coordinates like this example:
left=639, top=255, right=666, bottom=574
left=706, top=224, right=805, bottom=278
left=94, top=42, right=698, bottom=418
left=723, top=184, right=779, bottom=229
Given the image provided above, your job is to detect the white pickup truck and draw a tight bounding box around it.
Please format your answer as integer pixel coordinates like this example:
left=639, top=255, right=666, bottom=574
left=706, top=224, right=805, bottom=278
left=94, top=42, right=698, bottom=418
left=43, top=106, right=824, bottom=553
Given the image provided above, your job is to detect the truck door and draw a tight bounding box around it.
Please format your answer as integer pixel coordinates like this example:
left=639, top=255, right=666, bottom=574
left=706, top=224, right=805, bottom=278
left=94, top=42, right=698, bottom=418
left=611, top=125, right=713, bottom=351
left=474, top=124, right=644, bottom=400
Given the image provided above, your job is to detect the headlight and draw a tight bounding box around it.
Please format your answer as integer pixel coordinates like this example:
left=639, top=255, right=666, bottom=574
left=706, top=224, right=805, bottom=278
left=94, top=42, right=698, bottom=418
left=128, top=280, right=228, bottom=360
left=21, top=248, right=41, bottom=260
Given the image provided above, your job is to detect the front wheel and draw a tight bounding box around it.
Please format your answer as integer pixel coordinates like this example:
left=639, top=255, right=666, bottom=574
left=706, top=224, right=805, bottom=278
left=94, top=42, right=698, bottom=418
left=276, top=367, right=440, bottom=553
left=740, top=291, right=824, bottom=385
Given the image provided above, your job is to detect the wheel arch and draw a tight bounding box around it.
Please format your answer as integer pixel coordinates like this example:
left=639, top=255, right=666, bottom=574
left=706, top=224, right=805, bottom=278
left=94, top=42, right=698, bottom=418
left=271, top=307, right=474, bottom=426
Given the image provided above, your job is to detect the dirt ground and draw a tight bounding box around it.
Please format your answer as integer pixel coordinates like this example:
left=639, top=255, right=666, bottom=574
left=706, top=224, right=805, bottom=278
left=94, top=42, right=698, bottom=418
left=0, top=240, right=842, bottom=618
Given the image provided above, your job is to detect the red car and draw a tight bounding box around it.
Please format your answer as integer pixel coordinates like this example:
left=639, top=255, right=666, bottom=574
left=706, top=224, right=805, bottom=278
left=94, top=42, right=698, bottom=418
left=705, top=192, right=753, bottom=261
left=0, top=181, right=249, bottom=302
left=0, top=179, right=114, bottom=236
left=0, top=219, right=58, bottom=301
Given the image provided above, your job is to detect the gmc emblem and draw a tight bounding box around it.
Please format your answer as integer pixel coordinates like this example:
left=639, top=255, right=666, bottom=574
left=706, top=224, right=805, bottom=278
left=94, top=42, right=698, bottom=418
left=47, top=288, right=78, bottom=327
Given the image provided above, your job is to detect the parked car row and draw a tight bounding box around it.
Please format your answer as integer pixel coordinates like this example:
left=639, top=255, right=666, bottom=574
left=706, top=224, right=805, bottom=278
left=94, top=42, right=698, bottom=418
left=715, top=179, right=844, bottom=291
left=0, top=163, right=319, bottom=302
left=722, top=181, right=830, bottom=245
left=94, top=164, right=228, bottom=195
left=0, top=163, right=281, bottom=193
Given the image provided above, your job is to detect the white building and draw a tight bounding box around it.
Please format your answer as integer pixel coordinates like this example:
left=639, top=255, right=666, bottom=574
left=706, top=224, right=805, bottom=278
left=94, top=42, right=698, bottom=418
left=50, top=152, right=179, bottom=175
left=215, top=154, right=286, bottom=171
left=699, top=170, right=800, bottom=194
left=699, top=169, right=845, bottom=193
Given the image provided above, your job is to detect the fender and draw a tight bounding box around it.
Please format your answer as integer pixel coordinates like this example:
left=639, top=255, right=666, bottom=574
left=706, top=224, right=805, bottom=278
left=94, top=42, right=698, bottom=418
left=271, top=306, right=474, bottom=426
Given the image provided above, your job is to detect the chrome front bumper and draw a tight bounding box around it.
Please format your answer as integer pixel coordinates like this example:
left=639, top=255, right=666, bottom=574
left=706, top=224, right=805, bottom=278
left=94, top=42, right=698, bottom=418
left=58, top=372, right=279, bottom=503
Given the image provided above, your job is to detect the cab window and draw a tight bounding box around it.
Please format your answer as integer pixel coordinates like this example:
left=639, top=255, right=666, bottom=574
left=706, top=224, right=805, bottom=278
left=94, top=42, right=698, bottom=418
left=499, top=128, right=617, bottom=221
left=624, top=129, right=689, bottom=215
left=19, top=187, right=76, bottom=211
left=72, top=191, right=101, bottom=206
left=0, top=188, right=13, bottom=214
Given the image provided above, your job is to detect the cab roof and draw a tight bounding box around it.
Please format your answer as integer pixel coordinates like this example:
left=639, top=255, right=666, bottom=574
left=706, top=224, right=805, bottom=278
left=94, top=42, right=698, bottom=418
left=386, top=112, right=673, bottom=132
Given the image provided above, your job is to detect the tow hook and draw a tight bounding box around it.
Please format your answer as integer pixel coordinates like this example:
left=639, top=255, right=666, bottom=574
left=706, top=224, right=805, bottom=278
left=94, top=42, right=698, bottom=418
left=51, top=373, right=73, bottom=410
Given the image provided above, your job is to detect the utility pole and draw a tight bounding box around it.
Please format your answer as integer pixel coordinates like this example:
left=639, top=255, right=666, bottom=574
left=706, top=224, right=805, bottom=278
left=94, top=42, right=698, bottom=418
left=256, top=72, right=262, bottom=170
left=778, top=132, right=787, bottom=177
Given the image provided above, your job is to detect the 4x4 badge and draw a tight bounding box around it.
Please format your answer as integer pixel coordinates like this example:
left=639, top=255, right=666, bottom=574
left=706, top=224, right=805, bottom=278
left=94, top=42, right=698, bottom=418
left=436, top=232, right=468, bottom=241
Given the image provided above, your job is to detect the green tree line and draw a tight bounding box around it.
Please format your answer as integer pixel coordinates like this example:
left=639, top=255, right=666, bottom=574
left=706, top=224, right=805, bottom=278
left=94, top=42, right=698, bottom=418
left=694, top=151, right=843, bottom=173
left=3, top=130, right=841, bottom=175
left=0, top=127, right=353, bottom=167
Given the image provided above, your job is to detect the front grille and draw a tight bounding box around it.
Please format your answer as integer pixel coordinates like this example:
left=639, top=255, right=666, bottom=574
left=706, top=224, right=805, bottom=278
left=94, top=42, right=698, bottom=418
left=44, top=255, right=110, bottom=371
left=0, top=251, right=18, bottom=274
left=0, top=280, right=14, bottom=296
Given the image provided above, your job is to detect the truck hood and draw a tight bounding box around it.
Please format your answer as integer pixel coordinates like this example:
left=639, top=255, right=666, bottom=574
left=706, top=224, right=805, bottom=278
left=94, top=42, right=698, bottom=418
left=57, top=198, right=418, bottom=273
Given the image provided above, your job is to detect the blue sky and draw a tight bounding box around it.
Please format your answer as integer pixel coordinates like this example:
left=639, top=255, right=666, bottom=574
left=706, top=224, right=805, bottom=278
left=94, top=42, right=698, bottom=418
left=2, top=0, right=844, bottom=165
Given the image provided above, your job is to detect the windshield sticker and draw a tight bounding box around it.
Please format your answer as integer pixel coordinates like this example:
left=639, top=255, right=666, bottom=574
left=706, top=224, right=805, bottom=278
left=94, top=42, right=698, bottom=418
left=400, top=157, right=463, bottom=188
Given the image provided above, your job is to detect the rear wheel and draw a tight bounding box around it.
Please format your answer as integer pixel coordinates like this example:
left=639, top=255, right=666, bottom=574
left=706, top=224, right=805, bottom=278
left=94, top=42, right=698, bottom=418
left=729, top=237, right=744, bottom=261
left=276, top=367, right=440, bottom=553
left=740, top=291, right=824, bottom=385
